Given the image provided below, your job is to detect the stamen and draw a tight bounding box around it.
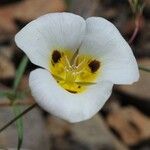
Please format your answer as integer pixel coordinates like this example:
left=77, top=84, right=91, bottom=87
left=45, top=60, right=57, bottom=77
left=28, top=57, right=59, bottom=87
left=70, top=49, right=79, bottom=65
left=75, top=58, right=86, bottom=69
left=72, top=54, right=79, bottom=68
left=64, top=55, right=71, bottom=69
left=50, top=50, right=100, bottom=94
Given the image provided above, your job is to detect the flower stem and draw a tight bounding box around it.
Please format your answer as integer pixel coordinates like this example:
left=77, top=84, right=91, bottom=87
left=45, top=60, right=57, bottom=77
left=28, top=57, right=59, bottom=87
left=129, top=25, right=139, bottom=44
left=0, top=103, right=37, bottom=133
left=139, top=66, right=150, bottom=72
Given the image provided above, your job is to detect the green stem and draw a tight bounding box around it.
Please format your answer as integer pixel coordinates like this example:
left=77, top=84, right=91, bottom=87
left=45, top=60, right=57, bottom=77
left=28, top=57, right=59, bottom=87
left=0, top=103, right=37, bottom=133
left=139, top=66, right=150, bottom=72
left=13, top=56, right=28, bottom=93
left=10, top=55, right=28, bottom=150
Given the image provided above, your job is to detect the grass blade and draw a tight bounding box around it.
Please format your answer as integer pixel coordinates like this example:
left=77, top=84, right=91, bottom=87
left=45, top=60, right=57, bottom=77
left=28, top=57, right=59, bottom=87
left=139, top=65, right=150, bottom=72
left=12, top=55, right=28, bottom=150
left=13, top=105, right=23, bottom=150
left=0, top=91, right=10, bottom=98
left=0, top=104, right=36, bottom=133
left=13, top=56, right=28, bottom=92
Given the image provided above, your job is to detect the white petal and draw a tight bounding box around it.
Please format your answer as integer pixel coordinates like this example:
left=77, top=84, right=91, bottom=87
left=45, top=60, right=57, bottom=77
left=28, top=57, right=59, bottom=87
left=15, top=12, right=86, bottom=69
left=29, top=68, right=113, bottom=123
left=79, top=17, right=139, bottom=84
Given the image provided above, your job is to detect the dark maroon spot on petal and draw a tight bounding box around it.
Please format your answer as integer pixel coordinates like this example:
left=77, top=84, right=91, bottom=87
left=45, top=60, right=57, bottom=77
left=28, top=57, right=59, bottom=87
left=52, top=50, right=61, bottom=63
left=88, top=60, right=100, bottom=73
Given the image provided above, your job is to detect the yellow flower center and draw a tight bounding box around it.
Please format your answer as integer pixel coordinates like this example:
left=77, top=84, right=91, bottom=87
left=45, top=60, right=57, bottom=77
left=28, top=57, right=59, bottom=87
left=49, top=49, right=101, bottom=94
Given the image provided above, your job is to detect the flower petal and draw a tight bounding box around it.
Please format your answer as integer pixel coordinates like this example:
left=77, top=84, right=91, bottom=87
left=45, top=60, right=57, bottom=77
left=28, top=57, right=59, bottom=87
left=80, top=17, right=139, bottom=84
left=15, top=12, right=86, bottom=69
left=29, top=68, right=113, bottom=123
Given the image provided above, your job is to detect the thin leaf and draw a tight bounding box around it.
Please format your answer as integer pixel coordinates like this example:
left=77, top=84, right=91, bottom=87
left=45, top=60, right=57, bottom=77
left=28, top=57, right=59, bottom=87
left=0, top=104, right=37, bottom=133
left=12, top=55, right=28, bottom=150
left=13, top=105, right=23, bottom=150
left=13, top=56, right=28, bottom=92
left=139, top=65, right=150, bottom=72
left=0, top=91, right=10, bottom=98
left=0, top=90, right=26, bottom=99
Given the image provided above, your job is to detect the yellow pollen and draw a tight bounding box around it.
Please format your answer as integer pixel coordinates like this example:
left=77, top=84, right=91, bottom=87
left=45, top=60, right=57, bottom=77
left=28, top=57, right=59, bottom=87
left=49, top=49, right=101, bottom=94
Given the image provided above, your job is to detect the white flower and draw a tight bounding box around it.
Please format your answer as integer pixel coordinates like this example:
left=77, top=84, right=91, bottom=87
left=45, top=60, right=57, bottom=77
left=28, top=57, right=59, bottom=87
left=15, top=12, right=139, bottom=123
